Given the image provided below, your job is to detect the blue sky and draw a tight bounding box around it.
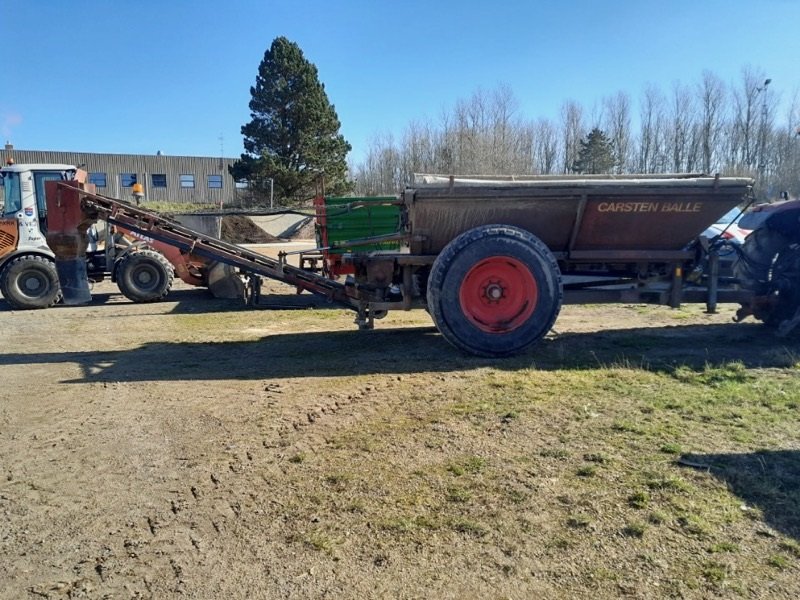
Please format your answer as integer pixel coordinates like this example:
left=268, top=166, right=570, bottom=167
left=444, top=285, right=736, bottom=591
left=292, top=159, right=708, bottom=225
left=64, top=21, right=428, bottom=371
left=3, top=0, right=799, bottom=164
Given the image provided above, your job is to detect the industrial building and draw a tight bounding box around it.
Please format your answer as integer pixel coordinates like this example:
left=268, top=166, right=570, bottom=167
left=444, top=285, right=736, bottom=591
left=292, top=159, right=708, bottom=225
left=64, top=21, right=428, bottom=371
left=2, top=144, right=239, bottom=205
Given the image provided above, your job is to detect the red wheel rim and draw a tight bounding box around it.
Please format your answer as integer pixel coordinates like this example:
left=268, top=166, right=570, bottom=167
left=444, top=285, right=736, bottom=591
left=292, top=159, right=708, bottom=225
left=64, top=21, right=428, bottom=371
left=458, top=256, right=538, bottom=333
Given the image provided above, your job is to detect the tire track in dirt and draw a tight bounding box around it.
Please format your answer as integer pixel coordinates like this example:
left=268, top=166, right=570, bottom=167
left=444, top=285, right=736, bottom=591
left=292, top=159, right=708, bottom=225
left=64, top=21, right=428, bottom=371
left=18, top=377, right=408, bottom=598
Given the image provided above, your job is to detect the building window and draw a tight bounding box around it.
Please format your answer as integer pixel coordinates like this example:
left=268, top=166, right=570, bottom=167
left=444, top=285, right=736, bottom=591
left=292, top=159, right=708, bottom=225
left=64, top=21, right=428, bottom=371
left=180, top=174, right=195, bottom=188
left=121, top=173, right=137, bottom=188
left=89, top=172, right=107, bottom=187
left=151, top=174, right=167, bottom=188
left=207, top=174, right=223, bottom=189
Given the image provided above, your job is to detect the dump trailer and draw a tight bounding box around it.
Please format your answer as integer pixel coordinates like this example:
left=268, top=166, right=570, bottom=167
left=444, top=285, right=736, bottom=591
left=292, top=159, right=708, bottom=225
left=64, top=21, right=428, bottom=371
left=43, top=173, right=800, bottom=357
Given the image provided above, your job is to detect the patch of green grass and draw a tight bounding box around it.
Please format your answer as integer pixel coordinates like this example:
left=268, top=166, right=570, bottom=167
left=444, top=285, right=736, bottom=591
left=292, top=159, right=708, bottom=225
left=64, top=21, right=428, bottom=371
left=767, top=554, right=790, bottom=570
left=708, top=541, right=739, bottom=554
left=505, top=488, right=528, bottom=504
left=500, top=411, right=519, bottom=422
left=677, top=515, right=710, bottom=537
left=702, top=560, right=729, bottom=583
left=660, top=442, right=682, bottom=454
left=379, top=515, right=439, bottom=533
left=539, top=448, right=570, bottom=459
left=587, top=567, right=619, bottom=582
left=648, top=511, right=668, bottom=525
left=446, top=456, right=486, bottom=476
left=646, top=474, right=690, bottom=492
left=446, top=486, right=472, bottom=503
left=611, top=420, right=644, bottom=434
left=304, top=533, right=337, bottom=553
left=288, top=453, right=305, bottom=464
left=566, top=515, right=592, bottom=529
left=583, top=452, right=610, bottom=464
left=673, top=361, right=752, bottom=387
left=778, top=540, right=800, bottom=558
left=576, top=465, right=597, bottom=477
left=622, top=522, right=647, bottom=538
left=628, top=491, right=650, bottom=509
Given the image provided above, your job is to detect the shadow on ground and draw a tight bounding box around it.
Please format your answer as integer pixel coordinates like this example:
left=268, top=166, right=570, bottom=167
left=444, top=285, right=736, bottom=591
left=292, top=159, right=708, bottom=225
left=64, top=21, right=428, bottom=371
left=92, top=287, right=331, bottom=312
left=680, top=450, right=800, bottom=542
left=1, top=320, right=798, bottom=383
left=0, top=287, right=333, bottom=314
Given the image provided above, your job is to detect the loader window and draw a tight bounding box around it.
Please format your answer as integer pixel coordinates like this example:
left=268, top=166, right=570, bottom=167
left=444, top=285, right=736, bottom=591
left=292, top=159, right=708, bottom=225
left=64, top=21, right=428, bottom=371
left=2, top=172, right=22, bottom=216
left=34, top=171, right=63, bottom=220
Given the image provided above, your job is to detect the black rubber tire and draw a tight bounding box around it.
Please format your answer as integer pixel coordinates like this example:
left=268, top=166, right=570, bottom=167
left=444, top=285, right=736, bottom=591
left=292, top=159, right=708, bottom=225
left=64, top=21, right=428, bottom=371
left=734, top=227, right=800, bottom=325
left=426, top=224, right=562, bottom=357
left=734, top=227, right=790, bottom=294
left=116, top=249, right=174, bottom=303
left=0, top=255, right=61, bottom=309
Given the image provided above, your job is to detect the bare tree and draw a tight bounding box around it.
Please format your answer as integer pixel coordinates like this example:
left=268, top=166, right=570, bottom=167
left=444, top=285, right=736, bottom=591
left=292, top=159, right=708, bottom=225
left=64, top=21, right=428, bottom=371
left=698, top=71, right=727, bottom=173
left=532, top=118, right=559, bottom=174
left=728, top=67, right=764, bottom=171
left=602, top=91, right=632, bottom=173
left=638, top=84, right=667, bottom=173
left=772, top=93, right=800, bottom=197
left=560, top=100, right=584, bottom=173
left=668, top=82, right=694, bottom=172
left=353, top=76, right=799, bottom=200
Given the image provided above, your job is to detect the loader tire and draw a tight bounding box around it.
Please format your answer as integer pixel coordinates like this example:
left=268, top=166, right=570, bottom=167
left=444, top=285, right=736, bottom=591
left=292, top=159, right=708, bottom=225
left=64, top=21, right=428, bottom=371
left=116, top=249, right=174, bottom=303
left=426, top=224, right=562, bottom=357
left=734, top=227, right=800, bottom=326
left=0, top=255, right=61, bottom=309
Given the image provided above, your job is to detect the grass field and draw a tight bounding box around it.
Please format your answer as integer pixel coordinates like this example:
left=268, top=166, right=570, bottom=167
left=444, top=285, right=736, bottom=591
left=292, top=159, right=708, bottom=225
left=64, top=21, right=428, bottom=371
left=1, top=289, right=798, bottom=598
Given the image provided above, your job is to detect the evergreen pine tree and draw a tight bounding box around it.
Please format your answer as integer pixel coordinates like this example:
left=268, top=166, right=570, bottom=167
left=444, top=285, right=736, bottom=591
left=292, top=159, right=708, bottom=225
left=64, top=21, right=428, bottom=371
left=572, top=128, right=616, bottom=174
left=231, top=37, right=352, bottom=203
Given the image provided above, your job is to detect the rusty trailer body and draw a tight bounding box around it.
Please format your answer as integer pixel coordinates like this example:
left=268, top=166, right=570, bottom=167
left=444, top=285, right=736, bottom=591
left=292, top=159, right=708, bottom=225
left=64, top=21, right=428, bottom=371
left=45, top=173, right=799, bottom=358
left=407, top=174, right=748, bottom=256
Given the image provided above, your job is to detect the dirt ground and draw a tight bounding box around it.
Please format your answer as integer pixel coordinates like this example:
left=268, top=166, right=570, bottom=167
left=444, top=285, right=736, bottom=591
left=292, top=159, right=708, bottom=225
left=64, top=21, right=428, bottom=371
left=1, top=281, right=798, bottom=599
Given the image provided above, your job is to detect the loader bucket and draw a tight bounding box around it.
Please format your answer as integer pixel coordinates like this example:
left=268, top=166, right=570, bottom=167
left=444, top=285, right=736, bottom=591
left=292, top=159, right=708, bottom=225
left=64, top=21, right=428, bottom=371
left=44, top=180, right=94, bottom=305
left=206, top=261, right=245, bottom=299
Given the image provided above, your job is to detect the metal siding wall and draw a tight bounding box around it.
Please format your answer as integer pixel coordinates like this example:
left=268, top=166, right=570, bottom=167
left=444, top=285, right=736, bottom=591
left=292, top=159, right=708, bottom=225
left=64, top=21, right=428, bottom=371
left=7, top=149, right=237, bottom=205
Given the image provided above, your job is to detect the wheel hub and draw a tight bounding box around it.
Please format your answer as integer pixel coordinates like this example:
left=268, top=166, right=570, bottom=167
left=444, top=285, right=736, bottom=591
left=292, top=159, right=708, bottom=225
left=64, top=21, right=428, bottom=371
left=22, top=274, right=45, bottom=293
left=484, top=281, right=505, bottom=302
left=459, top=256, right=538, bottom=333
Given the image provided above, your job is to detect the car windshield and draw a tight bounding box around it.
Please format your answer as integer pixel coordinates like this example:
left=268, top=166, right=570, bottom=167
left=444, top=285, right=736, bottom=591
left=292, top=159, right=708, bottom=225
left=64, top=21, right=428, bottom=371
left=1, top=172, right=22, bottom=217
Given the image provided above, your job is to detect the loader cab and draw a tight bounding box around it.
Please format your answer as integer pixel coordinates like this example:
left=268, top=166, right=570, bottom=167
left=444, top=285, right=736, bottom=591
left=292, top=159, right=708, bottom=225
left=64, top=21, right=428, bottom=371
left=0, top=163, right=76, bottom=233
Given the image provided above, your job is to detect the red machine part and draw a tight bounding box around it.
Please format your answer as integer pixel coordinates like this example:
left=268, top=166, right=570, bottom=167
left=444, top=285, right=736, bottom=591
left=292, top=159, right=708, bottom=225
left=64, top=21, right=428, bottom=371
left=114, top=226, right=207, bottom=287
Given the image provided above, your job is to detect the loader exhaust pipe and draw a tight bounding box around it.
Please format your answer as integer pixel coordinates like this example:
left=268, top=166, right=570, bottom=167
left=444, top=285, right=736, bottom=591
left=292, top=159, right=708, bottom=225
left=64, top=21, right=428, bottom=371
left=44, top=180, right=94, bottom=305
